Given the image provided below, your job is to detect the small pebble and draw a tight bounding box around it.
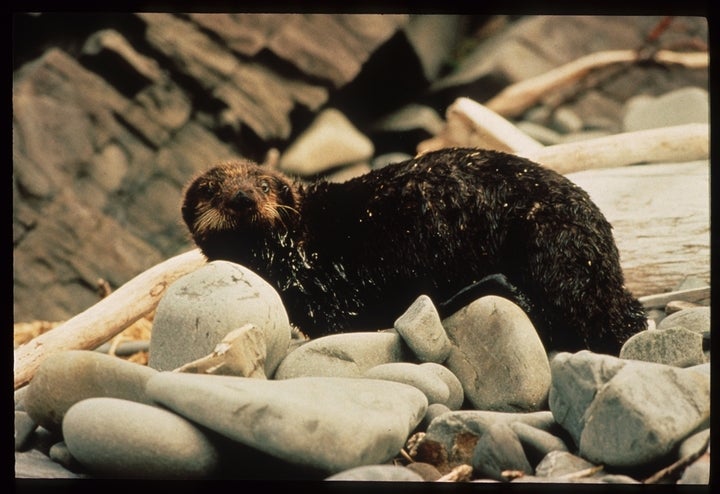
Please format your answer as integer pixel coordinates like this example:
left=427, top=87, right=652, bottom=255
left=393, top=294, right=452, bottom=363
left=471, top=423, right=533, bottom=481
left=14, top=411, right=38, bottom=452
left=364, top=362, right=450, bottom=406
left=325, top=464, right=424, bottom=481
left=63, top=397, right=222, bottom=478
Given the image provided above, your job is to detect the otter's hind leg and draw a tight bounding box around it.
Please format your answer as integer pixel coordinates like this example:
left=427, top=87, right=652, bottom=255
left=524, top=217, right=639, bottom=354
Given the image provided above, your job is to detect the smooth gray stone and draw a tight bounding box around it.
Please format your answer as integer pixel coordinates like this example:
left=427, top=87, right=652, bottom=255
left=623, top=87, right=709, bottom=132
left=404, top=461, right=443, bottom=481
left=677, top=458, right=710, bottom=484
left=678, top=428, right=710, bottom=459
left=149, top=261, right=291, bottom=377
left=472, top=423, right=533, bottom=481
left=443, top=296, right=551, bottom=411
left=548, top=350, right=626, bottom=444
left=509, top=421, right=569, bottom=465
left=580, top=364, right=710, bottom=468
left=146, top=373, right=428, bottom=473
left=393, top=294, right=451, bottom=363
left=23, top=350, right=158, bottom=432
left=422, top=410, right=557, bottom=462
left=14, top=411, right=38, bottom=451
left=62, top=397, right=221, bottom=478
left=419, top=362, right=464, bottom=410
left=274, top=331, right=410, bottom=379
left=48, top=441, right=81, bottom=472
left=325, top=464, right=424, bottom=481
left=550, top=351, right=711, bottom=468
left=15, top=449, right=87, bottom=479
left=657, top=306, right=710, bottom=335
left=534, top=450, right=596, bottom=478
left=279, top=108, right=374, bottom=176
left=619, top=327, right=705, bottom=367
left=364, top=362, right=449, bottom=406
left=420, top=403, right=452, bottom=431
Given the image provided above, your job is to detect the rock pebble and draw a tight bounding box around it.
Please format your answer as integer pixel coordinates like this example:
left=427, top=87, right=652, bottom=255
left=15, top=449, right=88, bottom=479
left=279, top=108, right=374, bottom=176
left=274, top=331, right=410, bottom=379
left=623, top=87, right=709, bottom=132
left=14, top=411, right=38, bottom=451
left=62, top=397, right=221, bottom=478
left=414, top=410, right=557, bottom=468
left=325, top=464, right=424, bottom=481
left=549, top=351, right=710, bottom=468
left=149, top=260, right=291, bottom=377
left=23, top=350, right=158, bottom=432
left=146, top=373, right=427, bottom=473
left=364, top=362, right=450, bottom=407
left=393, top=294, right=452, bottom=363
left=534, top=450, right=596, bottom=478
left=419, top=362, right=464, bottom=410
left=509, top=421, right=569, bottom=465
left=471, top=422, right=533, bottom=481
left=442, top=296, right=551, bottom=411
left=657, top=306, right=710, bottom=334
left=619, top=327, right=705, bottom=367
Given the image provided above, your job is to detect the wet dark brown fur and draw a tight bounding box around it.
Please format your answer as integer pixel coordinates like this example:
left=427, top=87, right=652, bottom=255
left=182, top=147, right=647, bottom=354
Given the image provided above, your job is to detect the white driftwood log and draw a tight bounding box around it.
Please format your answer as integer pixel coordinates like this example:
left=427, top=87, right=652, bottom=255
left=14, top=248, right=207, bottom=389
left=568, top=160, right=709, bottom=298
left=522, top=123, right=709, bottom=174
left=485, top=49, right=709, bottom=118
left=417, top=97, right=543, bottom=156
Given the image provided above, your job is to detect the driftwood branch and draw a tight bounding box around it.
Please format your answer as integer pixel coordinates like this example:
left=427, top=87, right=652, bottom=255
left=638, top=287, right=710, bottom=310
left=13, top=248, right=207, bottom=390
left=485, top=49, right=709, bottom=118
left=417, top=98, right=709, bottom=175
left=417, top=97, right=543, bottom=156
left=521, top=123, right=709, bottom=174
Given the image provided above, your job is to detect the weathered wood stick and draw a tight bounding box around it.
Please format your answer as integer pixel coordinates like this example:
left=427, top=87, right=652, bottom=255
left=638, top=287, right=710, bottom=310
left=522, top=123, right=709, bottom=174
left=485, top=49, right=709, bottom=118
left=13, top=248, right=207, bottom=390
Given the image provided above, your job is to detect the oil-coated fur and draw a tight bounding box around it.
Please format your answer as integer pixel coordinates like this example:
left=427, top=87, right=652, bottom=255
left=182, top=148, right=647, bottom=354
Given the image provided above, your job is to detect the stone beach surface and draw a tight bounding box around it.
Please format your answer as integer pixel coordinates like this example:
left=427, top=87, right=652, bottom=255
left=15, top=260, right=710, bottom=482
left=14, top=14, right=709, bottom=483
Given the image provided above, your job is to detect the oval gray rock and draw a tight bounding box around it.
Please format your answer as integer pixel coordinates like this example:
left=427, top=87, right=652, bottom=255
left=472, top=422, right=533, bottom=481
left=419, top=362, right=464, bottom=410
left=146, top=372, right=427, bottom=473
left=419, top=410, right=557, bottom=466
left=62, top=397, right=221, bottom=478
left=657, top=306, right=710, bottom=334
left=442, top=296, right=550, bottom=411
left=619, top=327, right=705, bottom=367
left=149, top=260, right=291, bottom=377
left=23, top=350, right=158, bottom=432
left=393, top=294, right=451, bottom=363
left=274, top=331, right=410, bottom=379
left=579, top=363, right=710, bottom=468
left=364, top=362, right=449, bottom=406
left=325, top=465, right=424, bottom=481
left=550, top=351, right=711, bottom=468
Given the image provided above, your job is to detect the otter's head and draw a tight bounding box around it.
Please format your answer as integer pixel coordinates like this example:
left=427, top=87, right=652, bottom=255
left=182, top=161, right=301, bottom=254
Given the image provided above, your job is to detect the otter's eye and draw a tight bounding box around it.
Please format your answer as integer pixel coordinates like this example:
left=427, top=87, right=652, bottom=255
left=202, top=180, right=218, bottom=194
left=260, top=180, right=270, bottom=194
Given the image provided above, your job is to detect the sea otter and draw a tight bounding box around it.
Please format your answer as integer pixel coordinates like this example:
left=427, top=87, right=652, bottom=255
left=182, top=147, right=647, bottom=354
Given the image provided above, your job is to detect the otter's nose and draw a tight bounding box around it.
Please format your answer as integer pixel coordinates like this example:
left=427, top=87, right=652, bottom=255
left=228, top=190, right=255, bottom=211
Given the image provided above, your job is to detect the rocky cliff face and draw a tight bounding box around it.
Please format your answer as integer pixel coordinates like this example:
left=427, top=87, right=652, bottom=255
left=13, top=13, right=708, bottom=322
